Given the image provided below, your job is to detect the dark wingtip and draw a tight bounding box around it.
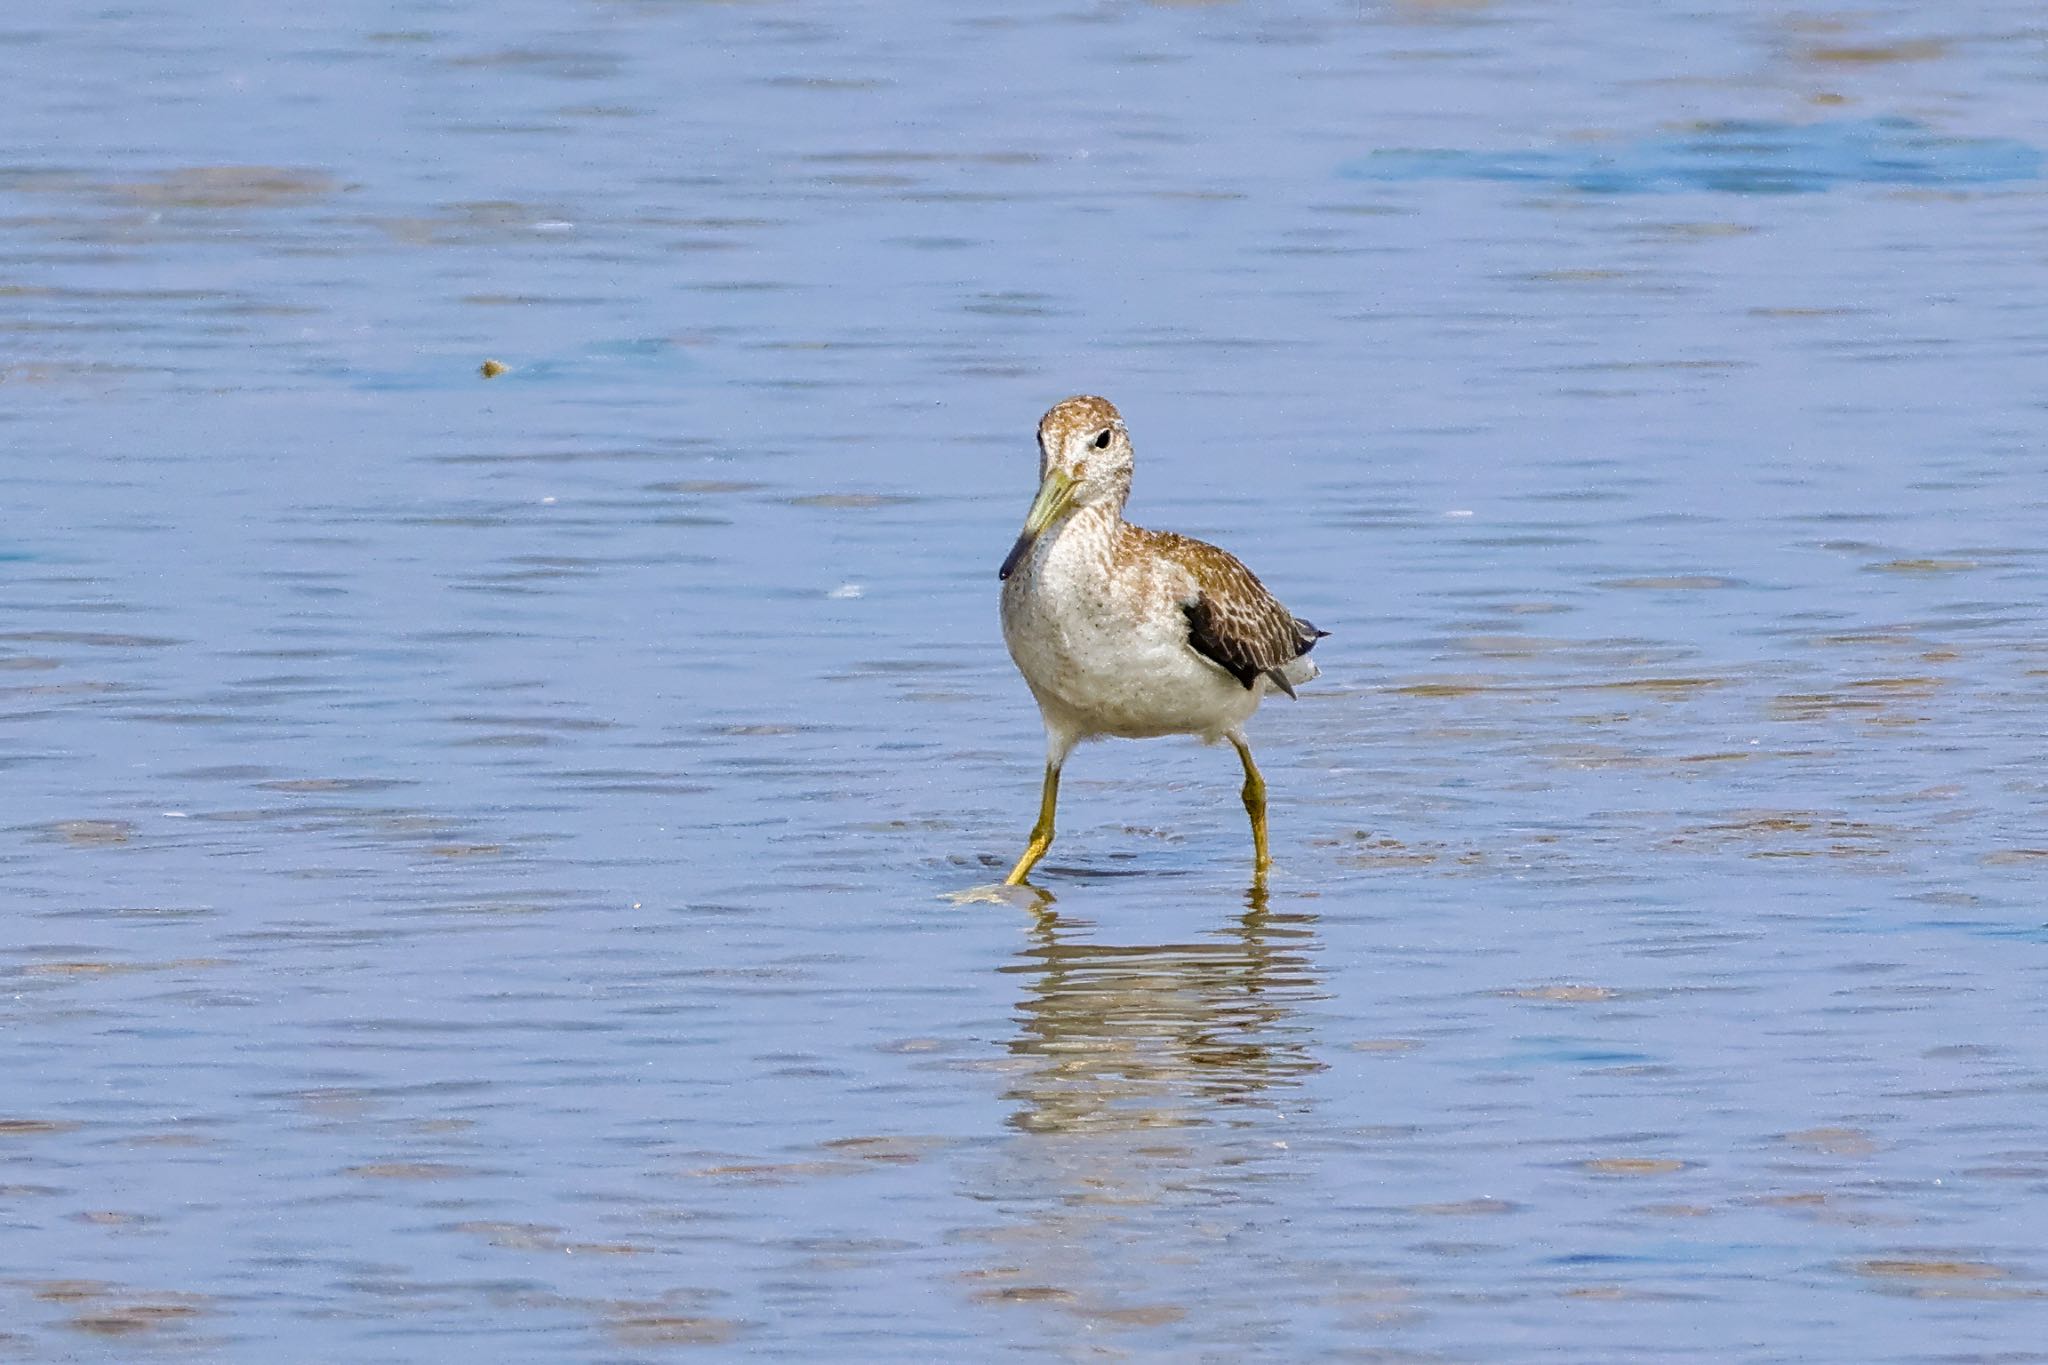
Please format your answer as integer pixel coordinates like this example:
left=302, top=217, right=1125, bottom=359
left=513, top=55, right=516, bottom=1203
left=1263, top=668, right=1299, bottom=700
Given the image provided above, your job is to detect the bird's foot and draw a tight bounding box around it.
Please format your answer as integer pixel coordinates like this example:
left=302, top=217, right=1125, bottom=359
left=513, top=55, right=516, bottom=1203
left=943, top=882, right=1054, bottom=910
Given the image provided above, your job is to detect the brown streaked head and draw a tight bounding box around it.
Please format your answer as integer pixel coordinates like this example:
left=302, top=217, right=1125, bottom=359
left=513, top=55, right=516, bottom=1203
left=1001, top=396, right=1136, bottom=581
left=1036, top=395, right=1127, bottom=472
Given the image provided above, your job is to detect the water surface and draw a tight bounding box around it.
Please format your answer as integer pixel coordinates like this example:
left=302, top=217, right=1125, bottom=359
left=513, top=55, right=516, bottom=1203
left=4, top=1, right=2048, bottom=1360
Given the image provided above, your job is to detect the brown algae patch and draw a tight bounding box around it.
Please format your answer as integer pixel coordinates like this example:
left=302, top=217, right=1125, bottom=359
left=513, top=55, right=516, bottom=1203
left=1781, top=1126, right=1879, bottom=1157
left=122, top=1132, right=215, bottom=1149
left=22, top=962, right=134, bottom=977
left=342, top=1162, right=476, bottom=1180
left=1598, top=576, right=1742, bottom=591
left=1389, top=678, right=1498, bottom=698
left=1866, top=557, right=1977, bottom=574
left=20, top=1281, right=210, bottom=1337
left=456, top=1222, right=571, bottom=1250
left=1755, top=1192, right=1830, bottom=1208
left=1395, top=674, right=1724, bottom=701
left=1583, top=676, right=1726, bottom=697
left=1843, top=676, right=1943, bottom=695
left=72, top=1210, right=149, bottom=1227
left=784, top=492, right=918, bottom=510
left=0, top=631, right=179, bottom=648
left=1321, top=833, right=1488, bottom=869
left=973, top=1285, right=1077, bottom=1305
left=1803, top=40, right=1949, bottom=65
left=1561, top=1284, right=1667, bottom=1301
left=27, top=1280, right=113, bottom=1302
left=103, top=165, right=339, bottom=208
left=256, top=776, right=417, bottom=794
left=1751, top=305, right=1862, bottom=319
left=610, top=1315, right=740, bottom=1347
left=1851, top=1258, right=2006, bottom=1281
left=38, top=820, right=134, bottom=847
left=1639, top=221, right=1758, bottom=241
left=1507, top=985, right=1619, bottom=1003
left=650, top=480, right=768, bottom=496
left=1412, top=1198, right=1519, bottom=1216
left=1583, top=1158, right=1690, bottom=1176
left=25, top=959, right=226, bottom=978
left=1075, top=1303, right=1188, bottom=1328
left=1332, top=837, right=1442, bottom=868
left=1982, top=849, right=2048, bottom=867
left=1668, top=810, right=1900, bottom=860
left=683, top=1160, right=862, bottom=1184
left=818, top=1135, right=943, bottom=1165
left=1769, top=693, right=1888, bottom=721
left=67, top=1301, right=205, bottom=1336
left=0, top=1119, right=79, bottom=1138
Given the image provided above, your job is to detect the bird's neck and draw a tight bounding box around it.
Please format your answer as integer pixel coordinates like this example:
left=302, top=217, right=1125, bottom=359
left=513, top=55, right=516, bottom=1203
left=1063, top=499, right=1124, bottom=541
left=1070, top=473, right=1131, bottom=524
left=1037, top=501, right=1124, bottom=580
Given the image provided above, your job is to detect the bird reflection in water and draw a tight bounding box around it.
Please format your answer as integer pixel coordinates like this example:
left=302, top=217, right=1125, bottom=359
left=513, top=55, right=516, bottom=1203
left=1001, top=886, right=1325, bottom=1136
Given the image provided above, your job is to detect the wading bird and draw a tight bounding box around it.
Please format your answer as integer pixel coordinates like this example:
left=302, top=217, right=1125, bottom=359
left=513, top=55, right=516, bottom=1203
left=996, top=396, right=1325, bottom=886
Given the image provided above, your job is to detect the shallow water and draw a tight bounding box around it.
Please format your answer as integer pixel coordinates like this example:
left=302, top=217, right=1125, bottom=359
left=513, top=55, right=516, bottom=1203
left=5, top=1, right=2048, bottom=1359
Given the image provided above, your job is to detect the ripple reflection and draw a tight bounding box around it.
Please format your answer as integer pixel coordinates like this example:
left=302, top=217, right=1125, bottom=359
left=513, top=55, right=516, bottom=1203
left=1001, top=892, right=1325, bottom=1136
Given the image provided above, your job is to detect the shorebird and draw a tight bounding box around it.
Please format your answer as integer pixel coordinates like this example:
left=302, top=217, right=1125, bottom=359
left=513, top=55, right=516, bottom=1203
left=996, top=395, right=1326, bottom=886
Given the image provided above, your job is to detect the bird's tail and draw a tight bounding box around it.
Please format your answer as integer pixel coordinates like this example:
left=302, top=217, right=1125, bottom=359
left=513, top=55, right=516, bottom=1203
left=1265, top=618, right=1327, bottom=698
left=1264, top=654, right=1320, bottom=698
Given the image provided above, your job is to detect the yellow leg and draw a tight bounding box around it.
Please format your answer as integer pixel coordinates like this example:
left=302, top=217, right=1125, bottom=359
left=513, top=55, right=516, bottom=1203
left=1229, top=734, right=1270, bottom=876
left=1004, top=762, right=1062, bottom=886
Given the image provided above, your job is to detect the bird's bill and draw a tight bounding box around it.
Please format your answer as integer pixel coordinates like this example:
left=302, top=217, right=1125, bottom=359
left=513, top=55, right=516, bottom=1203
left=998, top=469, right=1076, bottom=580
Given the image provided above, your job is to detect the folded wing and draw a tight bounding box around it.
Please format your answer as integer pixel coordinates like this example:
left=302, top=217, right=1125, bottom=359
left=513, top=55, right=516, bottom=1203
left=1149, top=530, right=1326, bottom=698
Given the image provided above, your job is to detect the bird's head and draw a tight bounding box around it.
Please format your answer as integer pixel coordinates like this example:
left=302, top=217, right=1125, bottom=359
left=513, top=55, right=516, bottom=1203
left=1000, top=396, right=1132, bottom=580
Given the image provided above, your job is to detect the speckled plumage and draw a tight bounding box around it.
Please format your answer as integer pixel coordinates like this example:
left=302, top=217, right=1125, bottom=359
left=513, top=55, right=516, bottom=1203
left=992, top=395, right=1325, bottom=885
left=1144, top=528, right=1327, bottom=697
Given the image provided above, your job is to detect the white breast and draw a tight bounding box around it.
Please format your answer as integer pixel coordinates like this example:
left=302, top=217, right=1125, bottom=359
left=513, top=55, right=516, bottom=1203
left=1000, top=512, right=1264, bottom=743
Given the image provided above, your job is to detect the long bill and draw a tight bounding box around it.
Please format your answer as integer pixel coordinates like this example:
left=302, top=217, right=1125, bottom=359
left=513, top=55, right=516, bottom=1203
left=997, top=469, right=1076, bottom=581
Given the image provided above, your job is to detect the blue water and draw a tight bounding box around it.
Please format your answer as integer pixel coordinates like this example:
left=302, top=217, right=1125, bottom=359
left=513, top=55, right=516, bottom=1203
left=1346, top=117, right=2044, bottom=193
left=4, top=1, right=2048, bottom=1360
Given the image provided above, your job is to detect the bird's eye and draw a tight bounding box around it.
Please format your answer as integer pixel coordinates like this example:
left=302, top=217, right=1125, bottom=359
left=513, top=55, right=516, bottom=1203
left=1093, top=429, right=1112, bottom=449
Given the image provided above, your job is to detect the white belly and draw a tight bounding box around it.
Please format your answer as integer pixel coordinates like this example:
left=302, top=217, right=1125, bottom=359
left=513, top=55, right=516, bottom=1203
left=1001, top=534, right=1264, bottom=743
